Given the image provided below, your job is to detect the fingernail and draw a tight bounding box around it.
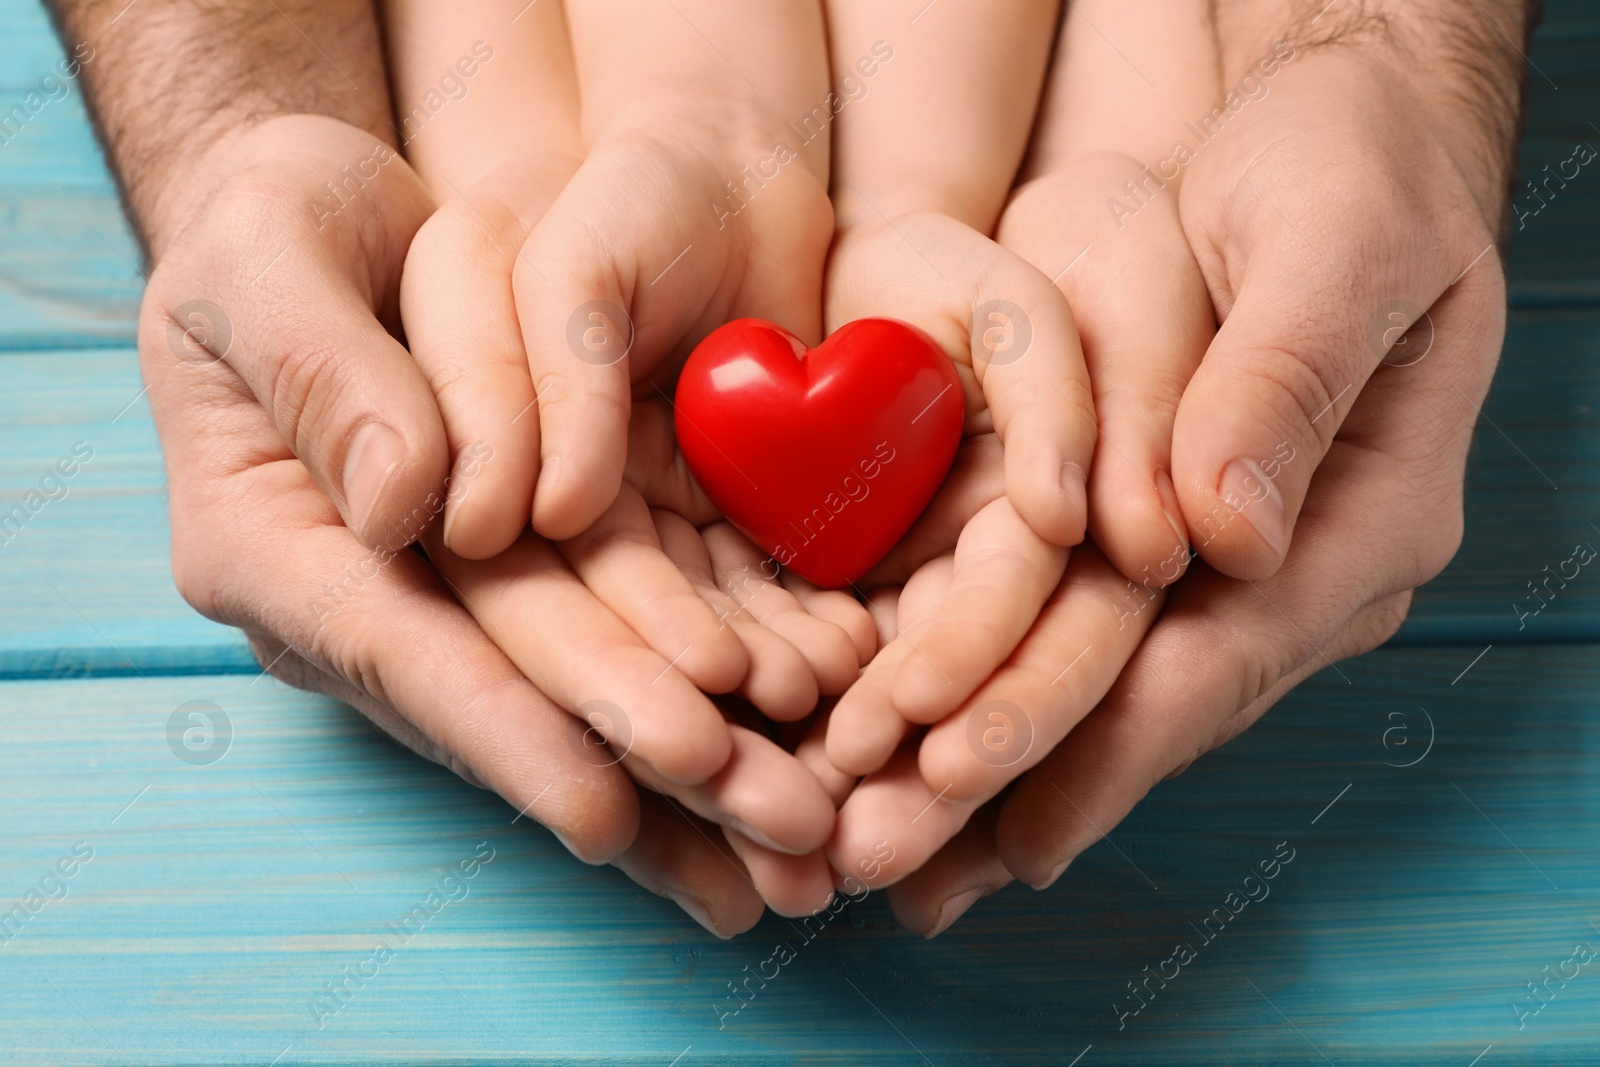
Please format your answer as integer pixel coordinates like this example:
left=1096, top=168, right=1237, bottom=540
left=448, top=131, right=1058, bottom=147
left=1219, top=458, right=1285, bottom=558
left=1033, top=858, right=1071, bottom=891
left=440, top=501, right=460, bottom=553
left=1061, top=460, right=1087, bottom=531
left=538, top=453, right=561, bottom=500
left=729, top=818, right=806, bottom=856
left=670, top=893, right=730, bottom=939
left=343, top=422, right=406, bottom=538
left=926, top=887, right=984, bottom=938
left=1154, top=468, right=1188, bottom=552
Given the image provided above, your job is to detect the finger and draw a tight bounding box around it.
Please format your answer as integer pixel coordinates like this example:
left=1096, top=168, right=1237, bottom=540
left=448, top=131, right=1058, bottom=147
left=612, top=792, right=764, bottom=939
left=918, top=544, right=1162, bottom=804
left=140, top=297, right=644, bottom=865
left=423, top=528, right=733, bottom=785
left=864, top=434, right=1004, bottom=587
left=865, top=586, right=903, bottom=653
left=625, top=724, right=836, bottom=856
left=825, top=556, right=956, bottom=777
left=793, top=704, right=858, bottom=807
left=653, top=509, right=818, bottom=721
left=385, top=0, right=583, bottom=558
left=723, top=829, right=838, bottom=919
left=141, top=376, right=642, bottom=873
left=999, top=155, right=1209, bottom=588
left=558, top=486, right=749, bottom=693
left=624, top=398, right=719, bottom=524
left=890, top=498, right=1067, bottom=722
left=1173, top=92, right=1490, bottom=578
left=703, top=523, right=862, bottom=695
left=885, top=801, right=1011, bottom=938
left=833, top=545, right=1161, bottom=890
left=401, top=164, right=575, bottom=559
left=512, top=136, right=784, bottom=541
left=780, top=571, right=877, bottom=669
left=149, top=122, right=449, bottom=551
left=825, top=211, right=1096, bottom=547
left=828, top=746, right=969, bottom=892
left=997, top=268, right=1504, bottom=887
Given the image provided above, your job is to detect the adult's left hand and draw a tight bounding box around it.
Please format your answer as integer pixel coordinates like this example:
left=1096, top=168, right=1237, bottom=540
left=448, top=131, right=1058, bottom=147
left=881, top=7, right=1521, bottom=933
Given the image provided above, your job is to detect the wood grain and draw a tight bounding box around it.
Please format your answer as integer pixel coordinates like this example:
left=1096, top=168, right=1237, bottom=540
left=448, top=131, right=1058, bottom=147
left=1, top=649, right=1597, bottom=1065
left=2, top=0, right=1599, bottom=1062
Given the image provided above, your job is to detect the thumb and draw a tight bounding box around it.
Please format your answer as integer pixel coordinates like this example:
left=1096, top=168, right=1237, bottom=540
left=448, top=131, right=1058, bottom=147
left=1172, top=194, right=1473, bottom=579
left=151, top=120, right=450, bottom=551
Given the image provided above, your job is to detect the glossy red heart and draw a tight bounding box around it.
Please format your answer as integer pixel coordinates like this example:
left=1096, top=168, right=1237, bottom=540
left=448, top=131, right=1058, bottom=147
left=674, top=318, right=963, bottom=588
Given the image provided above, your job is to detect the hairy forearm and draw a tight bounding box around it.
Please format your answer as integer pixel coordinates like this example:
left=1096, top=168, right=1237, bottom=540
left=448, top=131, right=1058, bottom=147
left=1212, top=0, right=1537, bottom=226
left=47, top=0, right=393, bottom=255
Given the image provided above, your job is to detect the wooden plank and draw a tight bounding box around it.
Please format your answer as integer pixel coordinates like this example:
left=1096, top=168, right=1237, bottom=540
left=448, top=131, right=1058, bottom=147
left=1, top=644, right=1596, bottom=1064
left=0, top=300, right=1594, bottom=675
left=0, top=349, right=252, bottom=677
left=0, top=0, right=143, bottom=350
left=0, top=0, right=1597, bottom=356
left=1399, top=307, right=1600, bottom=645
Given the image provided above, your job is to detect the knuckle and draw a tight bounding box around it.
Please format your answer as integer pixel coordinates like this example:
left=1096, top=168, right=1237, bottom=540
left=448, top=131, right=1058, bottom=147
left=207, top=181, right=308, bottom=278
left=1343, top=591, right=1415, bottom=660
left=1235, top=344, right=1336, bottom=454
left=420, top=192, right=525, bottom=261
left=1370, top=591, right=1414, bottom=649
left=268, top=327, right=349, bottom=450
left=1411, top=504, right=1465, bottom=587
left=168, top=538, right=223, bottom=622
left=1097, top=376, right=1182, bottom=428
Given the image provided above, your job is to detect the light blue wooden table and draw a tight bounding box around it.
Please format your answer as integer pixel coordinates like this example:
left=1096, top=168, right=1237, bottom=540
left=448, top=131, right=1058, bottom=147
left=3, top=2, right=1599, bottom=1063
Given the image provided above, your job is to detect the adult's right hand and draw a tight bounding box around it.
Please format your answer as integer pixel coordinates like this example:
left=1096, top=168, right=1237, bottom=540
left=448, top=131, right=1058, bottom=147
left=140, top=114, right=775, bottom=936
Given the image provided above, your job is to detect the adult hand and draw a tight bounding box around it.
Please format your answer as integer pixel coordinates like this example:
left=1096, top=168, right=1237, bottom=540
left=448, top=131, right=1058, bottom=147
left=139, top=113, right=638, bottom=862
left=135, top=113, right=810, bottom=936
left=882, top=8, right=1521, bottom=932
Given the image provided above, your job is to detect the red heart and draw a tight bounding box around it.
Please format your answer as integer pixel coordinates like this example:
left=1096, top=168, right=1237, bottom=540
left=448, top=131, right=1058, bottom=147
left=674, top=318, right=963, bottom=589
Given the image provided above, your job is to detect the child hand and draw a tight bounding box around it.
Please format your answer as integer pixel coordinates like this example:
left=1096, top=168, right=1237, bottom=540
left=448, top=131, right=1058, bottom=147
left=995, top=0, right=1221, bottom=592
left=825, top=538, right=1163, bottom=896
left=422, top=401, right=869, bottom=875
left=393, top=0, right=835, bottom=553
left=811, top=0, right=1096, bottom=743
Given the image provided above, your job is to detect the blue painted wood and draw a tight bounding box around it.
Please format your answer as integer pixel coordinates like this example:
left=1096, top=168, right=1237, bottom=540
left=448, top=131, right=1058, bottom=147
left=0, top=349, right=253, bottom=677
left=0, top=8, right=144, bottom=350
left=4, top=0, right=1600, bottom=1063
left=0, top=0, right=1596, bottom=354
left=1, top=647, right=1597, bottom=1064
left=0, top=308, right=1592, bottom=679
left=1399, top=307, right=1600, bottom=646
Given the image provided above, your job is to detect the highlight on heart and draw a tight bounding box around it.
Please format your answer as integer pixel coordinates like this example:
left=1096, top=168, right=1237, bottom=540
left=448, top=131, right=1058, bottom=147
left=674, top=317, right=963, bottom=588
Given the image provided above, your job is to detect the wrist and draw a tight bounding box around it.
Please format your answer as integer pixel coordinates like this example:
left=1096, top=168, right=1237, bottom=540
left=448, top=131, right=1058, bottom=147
left=142, top=115, right=397, bottom=262
left=829, top=176, right=994, bottom=236
left=599, top=93, right=831, bottom=198
left=1219, top=2, right=1531, bottom=227
left=52, top=0, right=395, bottom=260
